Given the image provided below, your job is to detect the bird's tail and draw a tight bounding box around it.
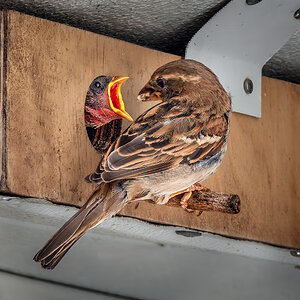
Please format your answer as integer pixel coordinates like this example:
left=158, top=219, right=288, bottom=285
left=33, top=183, right=126, bottom=269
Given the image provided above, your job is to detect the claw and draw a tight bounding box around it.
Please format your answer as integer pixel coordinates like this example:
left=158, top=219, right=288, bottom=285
left=180, top=191, right=193, bottom=211
left=169, top=183, right=209, bottom=215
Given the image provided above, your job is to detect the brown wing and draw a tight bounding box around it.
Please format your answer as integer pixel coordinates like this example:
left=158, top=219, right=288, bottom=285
left=86, top=100, right=229, bottom=183
left=101, top=119, right=228, bottom=182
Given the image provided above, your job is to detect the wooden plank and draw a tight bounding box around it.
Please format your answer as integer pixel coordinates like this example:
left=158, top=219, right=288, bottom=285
left=122, top=76, right=300, bottom=248
left=1, top=10, right=299, bottom=248
left=0, top=11, right=6, bottom=188
left=1, top=10, right=178, bottom=205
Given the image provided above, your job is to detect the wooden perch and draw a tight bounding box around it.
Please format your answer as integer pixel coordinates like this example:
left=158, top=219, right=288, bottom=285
left=166, top=190, right=241, bottom=215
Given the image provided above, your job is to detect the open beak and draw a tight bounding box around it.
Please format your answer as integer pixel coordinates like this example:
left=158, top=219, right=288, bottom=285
left=107, top=76, right=133, bottom=121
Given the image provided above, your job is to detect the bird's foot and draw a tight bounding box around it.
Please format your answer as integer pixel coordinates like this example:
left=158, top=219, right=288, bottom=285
left=179, top=191, right=195, bottom=213
left=169, top=184, right=209, bottom=215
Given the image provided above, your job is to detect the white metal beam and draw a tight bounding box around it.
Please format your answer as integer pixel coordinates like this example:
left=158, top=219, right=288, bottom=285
left=0, top=196, right=299, bottom=300
left=186, top=0, right=300, bottom=117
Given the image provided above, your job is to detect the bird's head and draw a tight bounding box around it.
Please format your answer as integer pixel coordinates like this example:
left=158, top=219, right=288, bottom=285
left=137, top=64, right=184, bottom=102
left=137, top=59, right=231, bottom=114
left=85, top=76, right=133, bottom=128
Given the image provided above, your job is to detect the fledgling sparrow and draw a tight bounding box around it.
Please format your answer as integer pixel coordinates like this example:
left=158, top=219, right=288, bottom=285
left=34, top=59, right=231, bottom=269
left=85, top=76, right=133, bottom=153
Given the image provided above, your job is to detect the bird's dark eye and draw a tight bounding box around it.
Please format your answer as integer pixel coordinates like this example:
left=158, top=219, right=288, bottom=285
left=156, top=78, right=166, bottom=88
left=94, top=81, right=101, bottom=88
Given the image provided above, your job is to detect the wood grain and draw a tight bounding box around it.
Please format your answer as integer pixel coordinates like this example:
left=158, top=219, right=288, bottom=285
left=0, top=11, right=6, bottom=188
left=1, top=10, right=299, bottom=248
left=0, top=10, right=177, bottom=205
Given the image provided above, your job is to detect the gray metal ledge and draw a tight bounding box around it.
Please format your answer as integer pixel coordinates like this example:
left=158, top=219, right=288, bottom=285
left=0, top=196, right=299, bottom=300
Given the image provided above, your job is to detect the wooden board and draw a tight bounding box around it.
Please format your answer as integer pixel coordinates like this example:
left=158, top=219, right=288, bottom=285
left=1, top=10, right=299, bottom=248
left=0, top=10, right=178, bottom=204
left=0, top=11, right=5, bottom=189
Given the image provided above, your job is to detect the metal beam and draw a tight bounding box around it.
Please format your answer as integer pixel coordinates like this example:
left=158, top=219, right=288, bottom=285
left=0, top=196, right=299, bottom=299
left=186, top=0, right=300, bottom=117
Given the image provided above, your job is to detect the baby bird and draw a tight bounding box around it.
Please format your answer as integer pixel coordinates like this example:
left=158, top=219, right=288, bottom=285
left=34, top=59, right=231, bottom=269
left=85, top=76, right=132, bottom=153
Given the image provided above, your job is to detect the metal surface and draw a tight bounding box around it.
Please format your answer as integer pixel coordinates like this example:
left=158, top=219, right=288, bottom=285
left=186, top=0, right=300, bottom=117
left=290, top=250, right=300, bottom=257
left=1, top=0, right=300, bottom=85
left=0, top=196, right=300, bottom=300
left=0, top=271, right=121, bottom=300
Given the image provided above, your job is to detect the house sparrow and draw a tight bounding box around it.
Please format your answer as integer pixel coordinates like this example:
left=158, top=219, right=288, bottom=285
left=34, top=59, right=231, bottom=269
left=85, top=76, right=133, bottom=152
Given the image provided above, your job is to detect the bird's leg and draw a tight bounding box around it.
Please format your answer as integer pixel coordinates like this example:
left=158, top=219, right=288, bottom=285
left=169, top=184, right=211, bottom=214
left=180, top=191, right=193, bottom=212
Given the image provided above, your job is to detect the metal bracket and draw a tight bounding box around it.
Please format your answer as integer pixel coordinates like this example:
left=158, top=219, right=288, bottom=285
left=185, top=0, right=299, bottom=117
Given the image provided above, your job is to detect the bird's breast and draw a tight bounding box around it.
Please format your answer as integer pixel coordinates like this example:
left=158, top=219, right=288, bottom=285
left=127, top=149, right=226, bottom=205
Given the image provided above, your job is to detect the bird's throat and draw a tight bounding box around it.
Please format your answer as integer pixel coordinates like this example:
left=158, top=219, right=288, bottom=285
left=85, top=106, right=120, bottom=128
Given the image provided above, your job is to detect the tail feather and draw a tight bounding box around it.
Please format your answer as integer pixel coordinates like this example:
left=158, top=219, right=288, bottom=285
left=34, top=183, right=126, bottom=269
left=33, top=203, right=93, bottom=262
left=39, top=234, right=84, bottom=270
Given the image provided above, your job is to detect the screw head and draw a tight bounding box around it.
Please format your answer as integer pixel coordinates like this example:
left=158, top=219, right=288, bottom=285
left=246, top=0, right=262, bottom=5
left=294, top=8, right=300, bottom=19
left=244, top=78, right=253, bottom=94
left=290, top=250, right=300, bottom=257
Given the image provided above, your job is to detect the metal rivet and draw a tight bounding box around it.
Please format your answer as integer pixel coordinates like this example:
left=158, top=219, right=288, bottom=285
left=294, top=9, right=300, bottom=19
left=246, top=0, right=262, bottom=5
left=290, top=250, right=300, bottom=257
left=243, top=78, right=253, bottom=94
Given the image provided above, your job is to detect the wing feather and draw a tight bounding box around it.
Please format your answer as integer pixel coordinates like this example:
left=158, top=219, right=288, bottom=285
left=86, top=100, right=229, bottom=184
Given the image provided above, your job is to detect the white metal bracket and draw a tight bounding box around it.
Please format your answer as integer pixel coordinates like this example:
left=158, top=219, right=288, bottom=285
left=185, top=0, right=300, bottom=117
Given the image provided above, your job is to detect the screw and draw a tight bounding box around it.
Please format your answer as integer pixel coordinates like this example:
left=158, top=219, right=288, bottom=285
left=246, top=0, right=262, bottom=5
left=290, top=250, right=300, bottom=257
left=294, top=9, right=300, bottom=19
left=243, top=78, right=253, bottom=94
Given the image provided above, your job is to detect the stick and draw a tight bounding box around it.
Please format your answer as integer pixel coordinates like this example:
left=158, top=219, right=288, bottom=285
left=166, top=190, right=241, bottom=214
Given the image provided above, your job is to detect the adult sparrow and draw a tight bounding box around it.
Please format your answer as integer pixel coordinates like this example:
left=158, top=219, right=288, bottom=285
left=85, top=76, right=133, bottom=153
left=34, top=59, right=231, bottom=269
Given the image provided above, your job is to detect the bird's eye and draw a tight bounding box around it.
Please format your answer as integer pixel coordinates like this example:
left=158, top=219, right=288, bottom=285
left=156, top=78, right=166, bottom=88
left=94, top=81, right=101, bottom=88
